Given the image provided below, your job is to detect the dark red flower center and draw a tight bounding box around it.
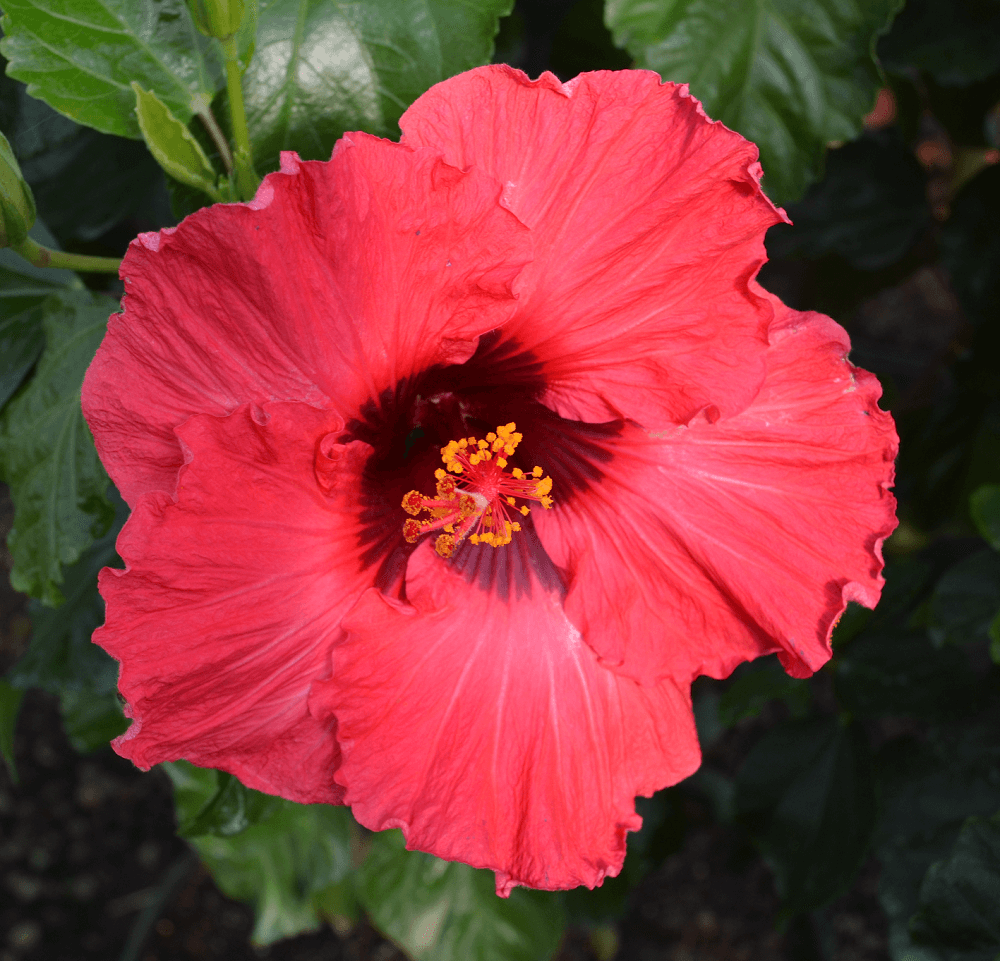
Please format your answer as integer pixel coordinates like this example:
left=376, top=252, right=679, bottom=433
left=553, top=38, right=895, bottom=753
left=401, top=422, right=555, bottom=558
left=345, top=332, right=621, bottom=598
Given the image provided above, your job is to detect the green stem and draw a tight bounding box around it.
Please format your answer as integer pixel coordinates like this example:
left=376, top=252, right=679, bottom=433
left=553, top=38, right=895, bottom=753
left=222, top=35, right=259, bottom=200
left=11, top=237, right=121, bottom=274
left=196, top=105, right=234, bottom=174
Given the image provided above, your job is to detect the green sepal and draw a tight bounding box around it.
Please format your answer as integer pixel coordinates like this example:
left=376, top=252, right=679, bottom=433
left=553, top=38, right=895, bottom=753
left=189, top=0, right=246, bottom=39
left=132, top=83, right=222, bottom=202
left=0, top=129, right=36, bottom=248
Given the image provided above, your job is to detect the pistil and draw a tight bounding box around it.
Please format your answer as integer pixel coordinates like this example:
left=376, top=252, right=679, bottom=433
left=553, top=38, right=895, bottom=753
left=402, top=422, right=554, bottom=557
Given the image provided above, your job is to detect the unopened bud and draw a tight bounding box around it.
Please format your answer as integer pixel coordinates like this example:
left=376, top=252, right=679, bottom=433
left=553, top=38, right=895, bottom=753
left=0, top=131, right=35, bottom=249
left=188, top=0, right=244, bottom=39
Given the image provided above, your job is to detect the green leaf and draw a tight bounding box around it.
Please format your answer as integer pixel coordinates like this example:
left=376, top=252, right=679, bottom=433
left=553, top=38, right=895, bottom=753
left=132, top=82, right=221, bottom=199
left=0, top=219, right=82, bottom=413
left=971, top=485, right=1000, bottom=552
left=165, top=761, right=357, bottom=945
left=562, top=790, right=687, bottom=922
left=549, top=0, right=632, bottom=79
left=178, top=770, right=283, bottom=838
left=238, top=0, right=513, bottom=173
left=717, top=655, right=811, bottom=726
left=910, top=812, right=1000, bottom=956
left=0, top=0, right=223, bottom=139
left=0, top=679, right=24, bottom=784
left=766, top=129, right=928, bottom=270
left=0, top=289, right=116, bottom=605
left=940, top=166, right=1000, bottom=328
left=0, top=71, right=171, bottom=246
left=58, top=688, right=127, bottom=753
left=873, top=710, right=1000, bottom=961
left=7, top=489, right=127, bottom=696
left=835, top=629, right=980, bottom=722
left=0, top=307, right=43, bottom=413
left=878, top=0, right=1000, bottom=87
left=605, top=0, right=904, bottom=205
left=928, top=549, right=1000, bottom=648
left=735, top=717, right=876, bottom=916
left=358, top=829, right=565, bottom=961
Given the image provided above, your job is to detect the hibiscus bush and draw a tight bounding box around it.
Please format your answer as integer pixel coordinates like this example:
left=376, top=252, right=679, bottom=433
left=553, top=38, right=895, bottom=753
left=0, top=0, right=998, bottom=959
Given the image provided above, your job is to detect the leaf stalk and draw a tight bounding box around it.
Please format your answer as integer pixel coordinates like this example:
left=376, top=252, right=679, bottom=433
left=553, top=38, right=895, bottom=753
left=11, top=237, right=122, bottom=274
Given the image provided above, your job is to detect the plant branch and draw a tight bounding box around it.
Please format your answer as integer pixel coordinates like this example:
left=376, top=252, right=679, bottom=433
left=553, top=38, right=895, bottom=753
left=11, top=237, right=121, bottom=274
left=221, top=35, right=259, bottom=200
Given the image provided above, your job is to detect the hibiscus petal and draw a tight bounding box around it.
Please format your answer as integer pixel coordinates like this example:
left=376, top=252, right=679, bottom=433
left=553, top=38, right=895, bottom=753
left=83, top=138, right=531, bottom=505
left=535, top=304, right=898, bottom=683
left=400, top=65, right=785, bottom=427
left=97, top=402, right=374, bottom=803
left=315, top=543, right=701, bottom=893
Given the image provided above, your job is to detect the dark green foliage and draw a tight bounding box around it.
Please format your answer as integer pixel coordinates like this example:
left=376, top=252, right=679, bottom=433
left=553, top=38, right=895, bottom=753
left=0, top=679, right=24, bottom=783
left=735, top=717, right=877, bottom=917
left=166, top=760, right=358, bottom=945
left=605, top=0, right=903, bottom=204
left=941, top=165, right=1000, bottom=327
left=874, top=711, right=1000, bottom=961
left=835, top=629, right=980, bottom=720
left=357, top=829, right=565, bottom=961
left=0, top=290, right=116, bottom=605
left=879, top=0, right=1000, bottom=86
left=766, top=129, right=929, bottom=270
left=718, top=656, right=811, bottom=726
left=910, top=812, right=1000, bottom=956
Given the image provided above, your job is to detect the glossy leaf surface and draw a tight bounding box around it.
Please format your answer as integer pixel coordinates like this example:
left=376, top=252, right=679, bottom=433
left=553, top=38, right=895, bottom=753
left=357, top=829, right=565, bottom=961
left=0, top=0, right=222, bottom=138
left=165, top=760, right=355, bottom=944
left=605, top=0, right=903, bottom=204
left=239, top=0, right=513, bottom=172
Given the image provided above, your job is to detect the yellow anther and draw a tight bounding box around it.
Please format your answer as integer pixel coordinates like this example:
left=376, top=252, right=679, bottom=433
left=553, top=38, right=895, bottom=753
left=403, top=421, right=553, bottom=557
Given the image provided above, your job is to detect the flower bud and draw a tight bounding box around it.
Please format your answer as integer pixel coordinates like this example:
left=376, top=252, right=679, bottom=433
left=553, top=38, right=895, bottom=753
left=0, top=131, right=35, bottom=249
left=188, top=0, right=244, bottom=39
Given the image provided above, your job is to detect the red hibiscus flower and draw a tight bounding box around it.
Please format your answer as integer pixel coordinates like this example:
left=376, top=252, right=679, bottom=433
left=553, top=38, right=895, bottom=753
left=82, top=66, right=898, bottom=894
